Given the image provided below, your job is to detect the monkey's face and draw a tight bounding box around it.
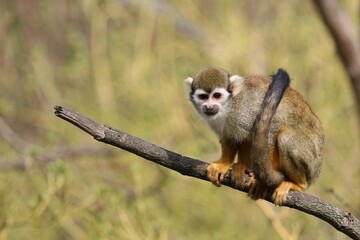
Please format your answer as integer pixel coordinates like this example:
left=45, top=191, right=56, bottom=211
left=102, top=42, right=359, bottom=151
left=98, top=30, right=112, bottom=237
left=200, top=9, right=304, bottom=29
left=184, top=67, right=243, bottom=120
left=191, top=88, right=231, bottom=118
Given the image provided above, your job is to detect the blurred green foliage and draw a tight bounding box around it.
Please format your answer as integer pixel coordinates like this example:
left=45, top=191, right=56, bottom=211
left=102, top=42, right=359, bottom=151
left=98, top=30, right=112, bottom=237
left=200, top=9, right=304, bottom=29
left=0, top=0, right=359, bottom=239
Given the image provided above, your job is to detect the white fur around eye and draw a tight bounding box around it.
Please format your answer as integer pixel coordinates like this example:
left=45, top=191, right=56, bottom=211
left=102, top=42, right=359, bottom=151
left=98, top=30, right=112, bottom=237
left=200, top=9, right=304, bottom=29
left=212, top=88, right=231, bottom=100
left=193, top=89, right=208, bottom=102
left=194, top=89, right=207, bottom=95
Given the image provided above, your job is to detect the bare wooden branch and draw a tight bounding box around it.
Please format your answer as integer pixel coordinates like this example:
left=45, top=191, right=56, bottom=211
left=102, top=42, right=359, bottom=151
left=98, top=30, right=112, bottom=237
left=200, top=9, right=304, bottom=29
left=313, top=0, right=360, bottom=112
left=54, top=105, right=360, bottom=239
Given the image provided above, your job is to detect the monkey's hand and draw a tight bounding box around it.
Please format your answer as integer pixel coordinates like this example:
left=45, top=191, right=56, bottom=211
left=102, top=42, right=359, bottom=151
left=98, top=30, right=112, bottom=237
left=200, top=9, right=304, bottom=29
left=247, top=176, right=268, bottom=201
left=207, top=160, right=231, bottom=187
left=231, top=163, right=247, bottom=189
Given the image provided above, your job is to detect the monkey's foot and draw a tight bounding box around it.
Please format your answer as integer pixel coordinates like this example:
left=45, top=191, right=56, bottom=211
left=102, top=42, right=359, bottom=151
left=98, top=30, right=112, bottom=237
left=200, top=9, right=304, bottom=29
left=231, top=163, right=246, bottom=189
left=245, top=169, right=254, bottom=177
left=272, top=181, right=303, bottom=206
left=207, top=161, right=231, bottom=187
left=247, top=177, right=268, bottom=200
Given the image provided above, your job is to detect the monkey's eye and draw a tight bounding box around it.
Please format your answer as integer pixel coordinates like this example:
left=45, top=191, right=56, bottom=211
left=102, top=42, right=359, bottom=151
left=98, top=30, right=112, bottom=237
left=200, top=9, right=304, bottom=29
left=197, top=94, right=209, bottom=100
left=213, top=93, right=222, bottom=99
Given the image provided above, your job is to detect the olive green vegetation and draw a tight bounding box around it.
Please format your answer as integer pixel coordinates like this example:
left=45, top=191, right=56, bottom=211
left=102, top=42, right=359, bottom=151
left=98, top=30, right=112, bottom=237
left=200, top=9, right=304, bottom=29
left=0, top=0, right=359, bottom=239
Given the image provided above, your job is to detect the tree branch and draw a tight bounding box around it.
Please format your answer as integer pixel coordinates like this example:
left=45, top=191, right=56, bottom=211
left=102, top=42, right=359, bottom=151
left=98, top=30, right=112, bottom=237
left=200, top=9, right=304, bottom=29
left=313, top=0, right=360, bottom=114
left=54, top=105, right=360, bottom=239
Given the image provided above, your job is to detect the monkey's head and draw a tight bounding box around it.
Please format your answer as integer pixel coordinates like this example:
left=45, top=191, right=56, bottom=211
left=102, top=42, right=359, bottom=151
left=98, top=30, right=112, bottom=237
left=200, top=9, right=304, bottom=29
left=185, top=67, right=243, bottom=118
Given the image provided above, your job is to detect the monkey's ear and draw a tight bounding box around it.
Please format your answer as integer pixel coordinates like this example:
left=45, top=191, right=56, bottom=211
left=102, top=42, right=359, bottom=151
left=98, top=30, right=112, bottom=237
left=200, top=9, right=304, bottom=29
left=184, top=77, right=193, bottom=86
left=184, top=77, right=194, bottom=98
left=229, top=75, right=243, bottom=96
left=229, top=75, right=243, bottom=83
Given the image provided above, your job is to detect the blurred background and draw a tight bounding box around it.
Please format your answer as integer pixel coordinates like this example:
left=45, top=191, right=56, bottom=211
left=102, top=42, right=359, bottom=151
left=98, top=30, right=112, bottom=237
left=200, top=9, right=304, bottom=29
left=0, top=0, right=359, bottom=239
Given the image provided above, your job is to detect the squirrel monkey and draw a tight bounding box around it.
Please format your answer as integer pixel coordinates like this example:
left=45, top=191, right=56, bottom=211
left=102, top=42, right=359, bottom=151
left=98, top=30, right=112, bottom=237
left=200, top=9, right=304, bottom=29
left=185, top=67, right=324, bottom=205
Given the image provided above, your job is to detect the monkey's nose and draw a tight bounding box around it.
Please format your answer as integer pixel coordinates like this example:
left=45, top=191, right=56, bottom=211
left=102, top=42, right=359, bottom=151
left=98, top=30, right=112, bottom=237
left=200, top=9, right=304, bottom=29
left=203, top=105, right=219, bottom=116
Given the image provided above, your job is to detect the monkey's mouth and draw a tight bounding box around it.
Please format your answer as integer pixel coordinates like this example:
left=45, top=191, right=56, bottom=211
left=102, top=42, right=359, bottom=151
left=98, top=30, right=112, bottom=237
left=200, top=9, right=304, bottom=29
left=203, top=109, right=219, bottom=116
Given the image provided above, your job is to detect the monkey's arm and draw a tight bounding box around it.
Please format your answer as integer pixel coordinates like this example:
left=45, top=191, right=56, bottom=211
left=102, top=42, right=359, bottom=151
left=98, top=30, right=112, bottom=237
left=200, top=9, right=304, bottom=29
left=54, top=105, right=360, bottom=240
left=207, top=139, right=237, bottom=187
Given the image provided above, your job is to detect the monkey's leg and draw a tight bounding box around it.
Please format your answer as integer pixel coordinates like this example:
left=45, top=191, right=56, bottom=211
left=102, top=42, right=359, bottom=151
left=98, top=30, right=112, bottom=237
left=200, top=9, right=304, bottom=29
left=273, top=129, right=310, bottom=205
left=207, top=140, right=237, bottom=187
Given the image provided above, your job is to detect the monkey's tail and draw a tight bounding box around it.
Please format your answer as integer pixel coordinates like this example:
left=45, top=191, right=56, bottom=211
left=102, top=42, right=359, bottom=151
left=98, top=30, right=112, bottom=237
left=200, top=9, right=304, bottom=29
left=251, top=68, right=290, bottom=188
